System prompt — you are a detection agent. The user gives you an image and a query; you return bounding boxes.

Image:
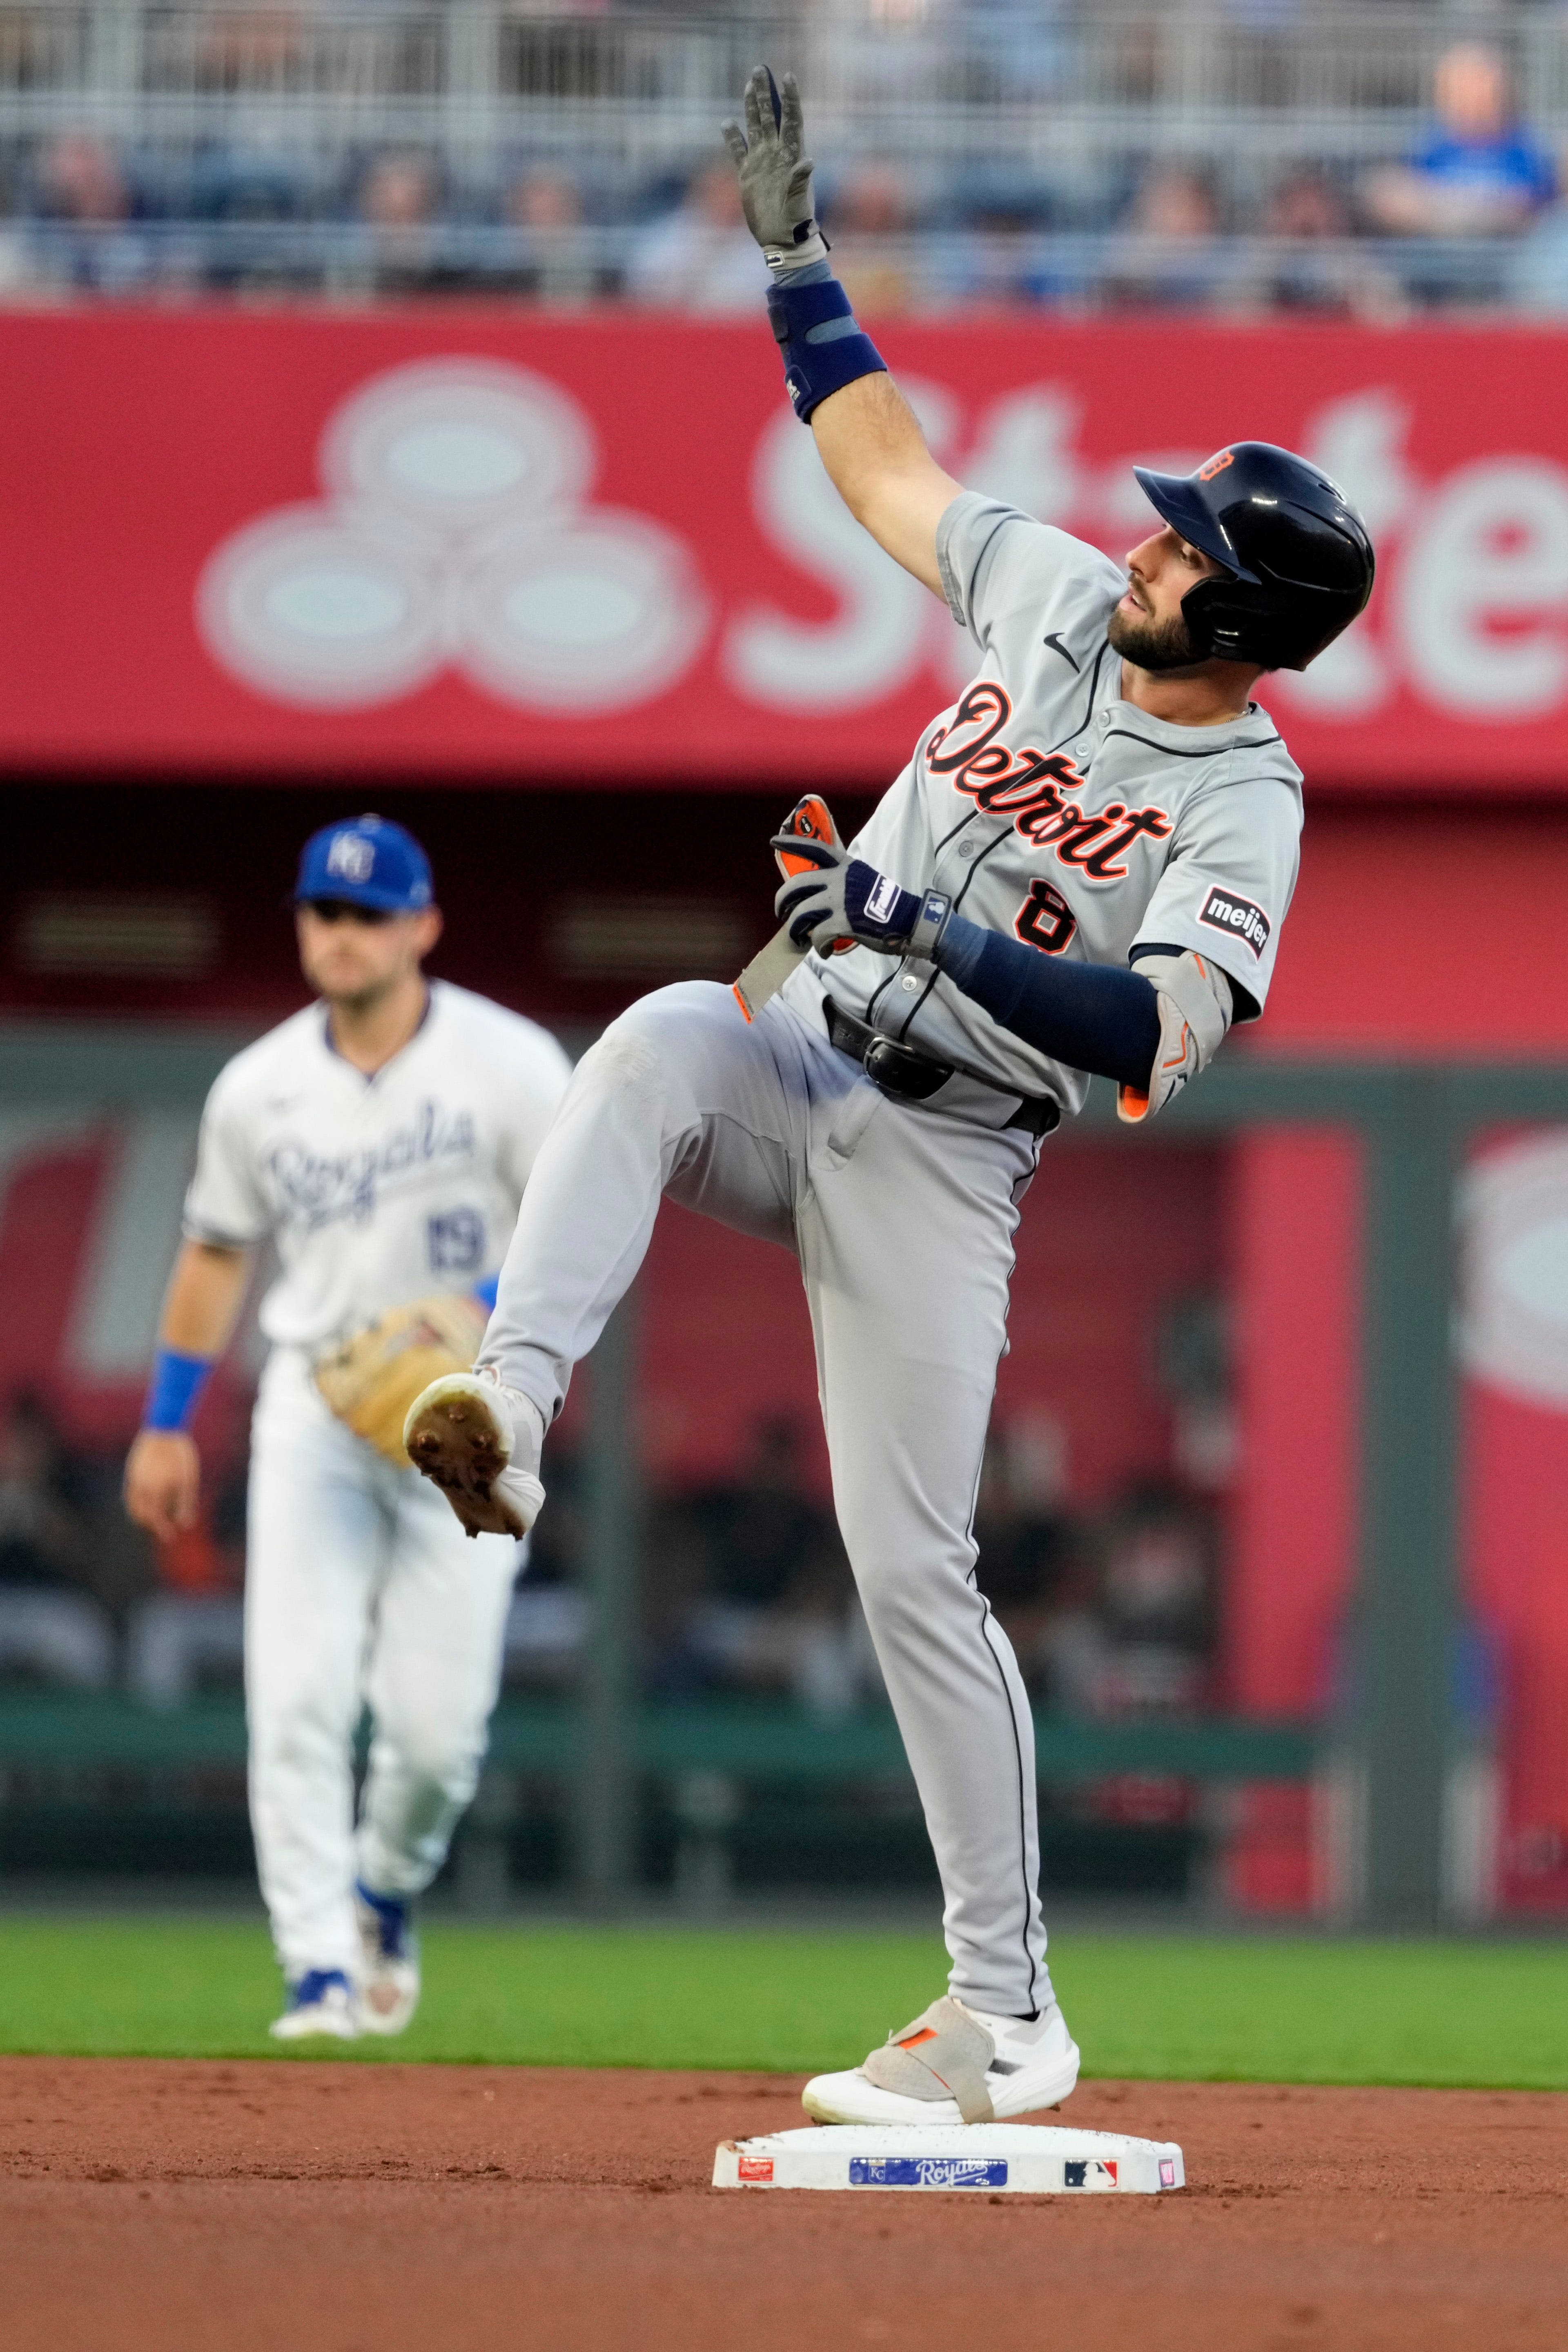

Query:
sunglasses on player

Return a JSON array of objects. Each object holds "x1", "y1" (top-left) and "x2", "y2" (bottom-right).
[{"x1": 300, "y1": 900, "x2": 396, "y2": 926}]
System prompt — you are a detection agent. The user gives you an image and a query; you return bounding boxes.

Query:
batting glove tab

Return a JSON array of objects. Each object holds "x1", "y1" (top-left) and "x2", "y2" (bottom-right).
[{"x1": 772, "y1": 835, "x2": 951, "y2": 961}]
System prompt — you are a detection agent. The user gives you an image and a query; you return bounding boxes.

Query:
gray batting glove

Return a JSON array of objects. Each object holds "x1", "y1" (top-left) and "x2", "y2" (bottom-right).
[{"x1": 721, "y1": 66, "x2": 829, "y2": 276}]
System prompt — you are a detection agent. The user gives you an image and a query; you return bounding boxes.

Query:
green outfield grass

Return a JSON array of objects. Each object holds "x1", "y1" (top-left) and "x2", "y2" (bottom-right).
[{"x1": 0, "y1": 1916, "x2": 1561, "y2": 2089}]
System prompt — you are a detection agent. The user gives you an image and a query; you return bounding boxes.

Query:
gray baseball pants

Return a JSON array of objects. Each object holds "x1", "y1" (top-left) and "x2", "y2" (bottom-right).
[{"x1": 484, "y1": 972, "x2": 1053, "y2": 2018}]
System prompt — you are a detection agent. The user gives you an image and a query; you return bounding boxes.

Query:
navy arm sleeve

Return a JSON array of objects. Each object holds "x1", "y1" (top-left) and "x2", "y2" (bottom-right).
[{"x1": 931, "y1": 911, "x2": 1160, "y2": 1087}]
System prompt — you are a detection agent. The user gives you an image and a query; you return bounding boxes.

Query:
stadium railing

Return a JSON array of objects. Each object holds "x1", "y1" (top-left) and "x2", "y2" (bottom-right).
[
  {"x1": 6, "y1": 220, "x2": 1535, "y2": 310},
  {"x1": 1, "y1": 5, "x2": 1564, "y2": 198}
]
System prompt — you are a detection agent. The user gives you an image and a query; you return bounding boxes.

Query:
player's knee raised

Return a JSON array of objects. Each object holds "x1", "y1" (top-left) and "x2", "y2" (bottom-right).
[{"x1": 588, "y1": 981, "x2": 731, "y2": 1102}]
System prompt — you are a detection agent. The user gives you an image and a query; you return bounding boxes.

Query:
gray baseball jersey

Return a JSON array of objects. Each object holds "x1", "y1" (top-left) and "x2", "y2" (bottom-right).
[{"x1": 781, "y1": 490, "x2": 1305, "y2": 1115}]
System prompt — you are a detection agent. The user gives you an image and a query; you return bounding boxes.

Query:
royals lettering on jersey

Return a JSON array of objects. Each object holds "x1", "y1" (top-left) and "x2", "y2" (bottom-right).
[
  {"x1": 780, "y1": 492, "x2": 1305, "y2": 1116},
  {"x1": 183, "y1": 981, "x2": 572, "y2": 1352},
  {"x1": 269, "y1": 1100, "x2": 477, "y2": 1232}
]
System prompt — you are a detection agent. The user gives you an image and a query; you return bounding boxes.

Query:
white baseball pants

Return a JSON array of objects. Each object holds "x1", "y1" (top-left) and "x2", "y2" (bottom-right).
[
  {"x1": 484, "y1": 975, "x2": 1053, "y2": 2018},
  {"x1": 246, "y1": 1350, "x2": 520, "y2": 1982}
]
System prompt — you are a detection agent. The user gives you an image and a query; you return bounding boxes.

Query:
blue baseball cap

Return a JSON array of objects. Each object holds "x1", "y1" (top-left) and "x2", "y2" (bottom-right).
[{"x1": 294, "y1": 814, "x2": 434, "y2": 913}]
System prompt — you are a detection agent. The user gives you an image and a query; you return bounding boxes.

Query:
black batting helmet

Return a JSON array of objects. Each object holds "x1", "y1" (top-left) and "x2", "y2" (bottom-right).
[{"x1": 1132, "y1": 441, "x2": 1374, "y2": 672}]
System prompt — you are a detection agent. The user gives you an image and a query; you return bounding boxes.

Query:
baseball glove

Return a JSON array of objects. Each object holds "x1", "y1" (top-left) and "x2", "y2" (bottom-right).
[{"x1": 314, "y1": 1294, "x2": 490, "y2": 1466}]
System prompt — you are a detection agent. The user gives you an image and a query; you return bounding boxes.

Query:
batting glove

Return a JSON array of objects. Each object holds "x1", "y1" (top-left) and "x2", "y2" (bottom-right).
[
  {"x1": 721, "y1": 66, "x2": 828, "y2": 275},
  {"x1": 772, "y1": 834, "x2": 951, "y2": 960}
]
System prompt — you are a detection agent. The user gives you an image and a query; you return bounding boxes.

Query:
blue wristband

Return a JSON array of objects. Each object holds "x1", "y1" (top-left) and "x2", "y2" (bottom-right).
[
  {"x1": 472, "y1": 1273, "x2": 499, "y2": 1313},
  {"x1": 765, "y1": 274, "x2": 888, "y2": 423},
  {"x1": 143, "y1": 1348, "x2": 215, "y2": 1433}
]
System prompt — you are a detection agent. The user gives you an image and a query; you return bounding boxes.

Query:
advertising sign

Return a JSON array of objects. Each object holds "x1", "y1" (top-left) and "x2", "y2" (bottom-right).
[{"x1": 1, "y1": 310, "x2": 1566, "y2": 786}]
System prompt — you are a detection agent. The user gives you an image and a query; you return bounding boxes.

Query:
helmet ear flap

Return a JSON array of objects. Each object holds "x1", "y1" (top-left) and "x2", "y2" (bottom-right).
[
  {"x1": 1180, "y1": 574, "x2": 1298, "y2": 671},
  {"x1": 1177, "y1": 575, "x2": 1225, "y2": 664}
]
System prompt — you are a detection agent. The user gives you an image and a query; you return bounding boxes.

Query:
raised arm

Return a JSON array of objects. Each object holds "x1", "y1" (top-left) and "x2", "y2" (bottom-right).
[
  {"x1": 724, "y1": 67, "x2": 959, "y2": 596},
  {"x1": 808, "y1": 375, "x2": 960, "y2": 597}
]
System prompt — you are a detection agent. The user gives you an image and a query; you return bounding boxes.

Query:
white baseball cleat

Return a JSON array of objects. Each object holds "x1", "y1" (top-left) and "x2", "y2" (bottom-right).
[
  {"x1": 269, "y1": 1968, "x2": 361, "y2": 2042},
  {"x1": 354, "y1": 1882, "x2": 420, "y2": 2037},
  {"x1": 802, "y1": 1994, "x2": 1080, "y2": 2126},
  {"x1": 403, "y1": 1368, "x2": 544, "y2": 1538}
]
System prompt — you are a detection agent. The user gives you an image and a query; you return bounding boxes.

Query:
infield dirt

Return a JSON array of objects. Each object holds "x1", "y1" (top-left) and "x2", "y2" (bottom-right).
[{"x1": 2, "y1": 2057, "x2": 1564, "y2": 2351}]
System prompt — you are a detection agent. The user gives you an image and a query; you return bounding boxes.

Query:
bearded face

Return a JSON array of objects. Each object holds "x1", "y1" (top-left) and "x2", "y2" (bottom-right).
[{"x1": 1106, "y1": 598, "x2": 1206, "y2": 673}]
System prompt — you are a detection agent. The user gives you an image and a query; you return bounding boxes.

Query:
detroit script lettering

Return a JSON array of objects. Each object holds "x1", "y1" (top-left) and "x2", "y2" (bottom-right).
[{"x1": 926, "y1": 682, "x2": 1172, "y2": 882}]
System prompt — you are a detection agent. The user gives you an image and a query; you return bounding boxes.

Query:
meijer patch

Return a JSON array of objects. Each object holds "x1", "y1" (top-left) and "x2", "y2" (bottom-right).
[{"x1": 1198, "y1": 885, "x2": 1270, "y2": 958}]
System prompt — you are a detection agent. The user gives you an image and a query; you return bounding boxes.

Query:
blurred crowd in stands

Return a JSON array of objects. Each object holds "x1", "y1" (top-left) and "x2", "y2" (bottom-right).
[
  {"x1": 6, "y1": 38, "x2": 1568, "y2": 312},
  {"x1": 0, "y1": 1387, "x2": 1221, "y2": 1736}
]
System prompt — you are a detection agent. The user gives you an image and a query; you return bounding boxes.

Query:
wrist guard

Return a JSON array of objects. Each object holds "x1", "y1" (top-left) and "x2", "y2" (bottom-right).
[
  {"x1": 842, "y1": 869, "x2": 950, "y2": 959},
  {"x1": 907, "y1": 889, "x2": 951, "y2": 961},
  {"x1": 766, "y1": 274, "x2": 887, "y2": 423}
]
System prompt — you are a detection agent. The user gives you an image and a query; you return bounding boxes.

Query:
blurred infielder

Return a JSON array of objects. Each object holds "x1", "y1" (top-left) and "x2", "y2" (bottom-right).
[
  {"x1": 125, "y1": 816, "x2": 570, "y2": 2040},
  {"x1": 404, "y1": 71, "x2": 1375, "y2": 2125}
]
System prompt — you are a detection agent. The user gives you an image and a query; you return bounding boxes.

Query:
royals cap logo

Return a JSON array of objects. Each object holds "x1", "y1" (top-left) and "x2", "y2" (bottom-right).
[{"x1": 325, "y1": 831, "x2": 376, "y2": 884}]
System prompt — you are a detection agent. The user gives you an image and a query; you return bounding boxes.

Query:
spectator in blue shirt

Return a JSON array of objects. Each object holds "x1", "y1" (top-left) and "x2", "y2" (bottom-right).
[{"x1": 1364, "y1": 41, "x2": 1555, "y2": 237}]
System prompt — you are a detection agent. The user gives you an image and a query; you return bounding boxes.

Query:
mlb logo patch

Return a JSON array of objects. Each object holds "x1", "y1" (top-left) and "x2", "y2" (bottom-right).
[{"x1": 1063, "y1": 2159, "x2": 1118, "y2": 2189}]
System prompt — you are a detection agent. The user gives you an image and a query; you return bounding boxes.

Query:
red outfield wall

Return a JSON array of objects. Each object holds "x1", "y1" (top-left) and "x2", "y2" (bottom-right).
[{"x1": 2, "y1": 309, "x2": 1568, "y2": 788}]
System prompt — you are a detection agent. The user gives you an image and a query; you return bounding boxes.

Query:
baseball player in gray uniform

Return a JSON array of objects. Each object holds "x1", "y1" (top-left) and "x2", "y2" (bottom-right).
[
  {"x1": 125, "y1": 815, "x2": 570, "y2": 2042},
  {"x1": 403, "y1": 72, "x2": 1375, "y2": 2126}
]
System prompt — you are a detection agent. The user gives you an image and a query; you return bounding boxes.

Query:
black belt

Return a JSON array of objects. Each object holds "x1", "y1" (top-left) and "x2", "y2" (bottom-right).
[{"x1": 824, "y1": 998, "x2": 1060, "y2": 1138}]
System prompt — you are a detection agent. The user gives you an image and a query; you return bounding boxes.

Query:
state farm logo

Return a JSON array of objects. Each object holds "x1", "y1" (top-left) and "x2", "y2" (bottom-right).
[
  {"x1": 1198, "y1": 884, "x2": 1271, "y2": 958},
  {"x1": 197, "y1": 358, "x2": 710, "y2": 713}
]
